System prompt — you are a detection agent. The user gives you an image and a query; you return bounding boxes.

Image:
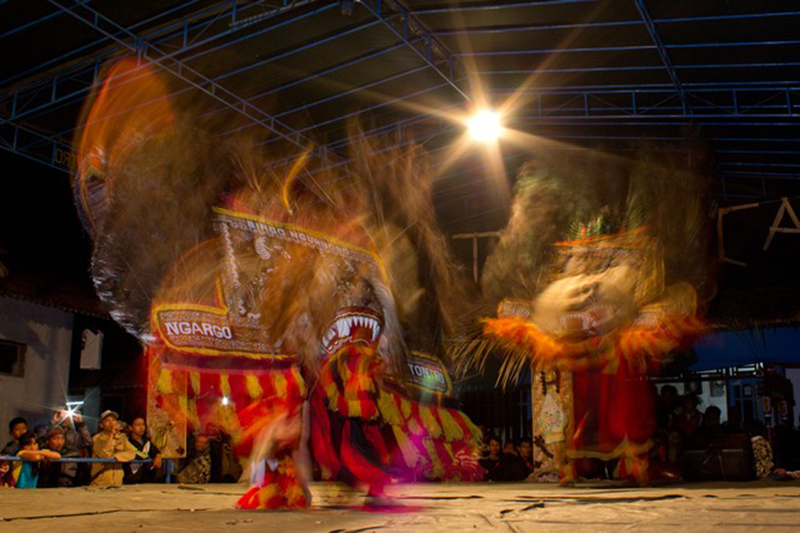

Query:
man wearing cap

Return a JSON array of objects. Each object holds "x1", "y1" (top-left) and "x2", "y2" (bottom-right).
[
  {"x1": 38, "y1": 427, "x2": 80, "y2": 487},
  {"x1": 90, "y1": 410, "x2": 137, "y2": 487}
]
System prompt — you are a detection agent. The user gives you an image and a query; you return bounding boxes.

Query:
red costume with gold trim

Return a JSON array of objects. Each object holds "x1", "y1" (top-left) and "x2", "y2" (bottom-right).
[{"x1": 464, "y1": 150, "x2": 713, "y2": 484}]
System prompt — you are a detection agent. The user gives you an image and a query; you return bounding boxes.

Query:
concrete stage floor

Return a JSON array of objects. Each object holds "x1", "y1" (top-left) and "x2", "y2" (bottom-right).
[{"x1": 2, "y1": 481, "x2": 799, "y2": 532}]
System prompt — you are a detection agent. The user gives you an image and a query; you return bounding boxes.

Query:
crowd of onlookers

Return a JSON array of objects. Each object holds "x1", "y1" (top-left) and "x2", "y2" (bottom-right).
[
  {"x1": 476, "y1": 430, "x2": 537, "y2": 482},
  {"x1": 4, "y1": 391, "x2": 799, "y2": 489},
  {"x1": 650, "y1": 385, "x2": 800, "y2": 481},
  {"x1": 473, "y1": 385, "x2": 800, "y2": 483},
  {"x1": 1, "y1": 410, "x2": 237, "y2": 489}
]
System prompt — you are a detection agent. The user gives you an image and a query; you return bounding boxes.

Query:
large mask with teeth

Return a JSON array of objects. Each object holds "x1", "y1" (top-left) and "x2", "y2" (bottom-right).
[
  {"x1": 526, "y1": 228, "x2": 663, "y2": 340},
  {"x1": 322, "y1": 307, "x2": 383, "y2": 355}
]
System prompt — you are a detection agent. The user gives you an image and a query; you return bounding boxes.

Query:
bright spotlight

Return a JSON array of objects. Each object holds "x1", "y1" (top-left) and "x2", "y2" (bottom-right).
[
  {"x1": 62, "y1": 400, "x2": 84, "y2": 421},
  {"x1": 222, "y1": 396, "x2": 230, "y2": 406},
  {"x1": 467, "y1": 109, "x2": 503, "y2": 142}
]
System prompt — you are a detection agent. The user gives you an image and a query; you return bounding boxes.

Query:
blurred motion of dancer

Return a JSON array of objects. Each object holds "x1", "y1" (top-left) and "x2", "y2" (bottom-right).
[
  {"x1": 458, "y1": 146, "x2": 715, "y2": 485},
  {"x1": 72, "y1": 58, "x2": 482, "y2": 509}
]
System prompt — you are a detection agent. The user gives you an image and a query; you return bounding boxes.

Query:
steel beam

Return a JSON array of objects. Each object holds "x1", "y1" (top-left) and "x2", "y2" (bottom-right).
[
  {"x1": 219, "y1": 63, "x2": 432, "y2": 137},
  {"x1": 434, "y1": 10, "x2": 800, "y2": 36},
  {"x1": 1, "y1": 1, "x2": 329, "y2": 123},
  {"x1": 26, "y1": 10, "x2": 390, "y2": 147},
  {"x1": 39, "y1": 0, "x2": 330, "y2": 160},
  {"x1": 358, "y1": 0, "x2": 470, "y2": 102},
  {"x1": 633, "y1": 0, "x2": 687, "y2": 113},
  {"x1": 255, "y1": 77, "x2": 459, "y2": 152},
  {"x1": 455, "y1": 39, "x2": 800, "y2": 58},
  {"x1": 488, "y1": 86, "x2": 799, "y2": 119},
  {"x1": 0, "y1": 120, "x2": 75, "y2": 173},
  {"x1": 410, "y1": 0, "x2": 596, "y2": 15},
  {"x1": 1, "y1": 0, "x2": 203, "y2": 86},
  {"x1": 193, "y1": 38, "x2": 421, "y2": 128}
]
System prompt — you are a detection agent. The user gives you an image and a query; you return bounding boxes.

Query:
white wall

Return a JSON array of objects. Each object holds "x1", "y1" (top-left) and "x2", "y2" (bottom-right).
[{"x1": 0, "y1": 297, "x2": 73, "y2": 437}]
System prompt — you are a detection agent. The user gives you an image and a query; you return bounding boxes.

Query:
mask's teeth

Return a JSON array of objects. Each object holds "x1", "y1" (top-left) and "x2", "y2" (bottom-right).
[
  {"x1": 373, "y1": 324, "x2": 381, "y2": 340},
  {"x1": 337, "y1": 318, "x2": 346, "y2": 336}
]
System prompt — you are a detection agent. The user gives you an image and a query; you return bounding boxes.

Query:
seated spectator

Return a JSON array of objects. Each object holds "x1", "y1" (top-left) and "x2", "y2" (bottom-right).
[
  {"x1": 205, "y1": 425, "x2": 241, "y2": 483},
  {"x1": 38, "y1": 427, "x2": 79, "y2": 487},
  {"x1": 1, "y1": 459, "x2": 14, "y2": 487},
  {"x1": 176, "y1": 434, "x2": 211, "y2": 484},
  {"x1": 656, "y1": 385, "x2": 680, "y2": 430},
  {"x1": 59, "y1": 410, "x2": 93, "y2": 458},
  {"x1": 124, "y1": 417, "x2": 163, "y2": 484},
  {"x1": 723, "y1": 405, "x2": 742, "y2": 432},
  {"x1": 503, "y1": 440, "x2": 518, "y2": 457},
  {"x1": 15, "y1": 432, "x2": 61, "y2": 488},
  {"x1": 478, "y1": 435, "x2": 506, "y2": 481},
  {"x1": 504, "y1": 440, "x2": 532, "y2": 481},
  {"x1": 747, "y1": 422, "x2": 773, "y2": 479},
  {"x1": 697, "y1": 406, "x2": 723, "y2": 439},
  {"x1": 33, "y1": 409, "x2": 93, "y2": 456},
  {"x1": 2, "y1": 417, "x2": 28, "y2": 455},
  {"x1": 674, "y1": 394, "x2": 702, "y2": 438},
  {"x1": 90, "y1": 410, "x2": 137, "y2": 487},
  {"x1": 518, "y1": 438, "x2": 535, "y2": 474}
]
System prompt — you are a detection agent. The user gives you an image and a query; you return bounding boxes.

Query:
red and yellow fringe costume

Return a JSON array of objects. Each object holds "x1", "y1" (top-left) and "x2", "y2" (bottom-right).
[
  {"x1": 149, "y1": 340, "x2": 483, "y2": 509},
  {"x1": 313, "y1": 344, "x2": 483, "y2": 490}
]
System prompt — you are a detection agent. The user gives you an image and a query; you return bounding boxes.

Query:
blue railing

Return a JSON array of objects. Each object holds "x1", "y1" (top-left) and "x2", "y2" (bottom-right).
[{"x1": 0, "y1": 455, "x2": 174, "y2": 483}]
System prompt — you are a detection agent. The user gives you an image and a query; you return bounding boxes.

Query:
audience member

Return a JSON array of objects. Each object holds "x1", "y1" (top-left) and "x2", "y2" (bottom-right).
[
  {"x1": 656, "y1": 385, "x2": 680, "y2": 429},
  {"x1": 176, "y1": 434, "x2": 212, "y2": 484},
  {"x1": 674, "y1": 394, "x2": 702, "y2": 438},
  {"x1": 3, "y1": 417, "x2": 28, "y2": 455},
  {"x1": 38, "y1": 427, "x2": 79, "y2": 487},
  {"x1": 15, "y1": 432, "x2": 61, "y2": 488},
  {"x1": 697, "y1": 406, "x2": 723, "y2": 439},
  {"x1": 90, "y1": 410, "x2": 137, "y2": 487},
  {"x1": 503, "y1": 441, "x2": 518, "y2": 457},
  {"x1": 1, "y1": 459, "x2": 14, "y2": 487},
  {"x1": 518, "y1": 438, "x2": 535, "y2": 474},
  {"x1": 205, "y1": 424, "x2": 241, "y2": 483},
  {"x1": 478, "y1": 435, "x2": 505, "y2": 481},
  {"x1": 59, "y1": 410, "x2": 93, "y2": 458},
  {"x1": 723, "y1": 405, "x2": 742, "y2": 432},
  {"x1": 124, "y1": 417, "x2": 163, "y2": 484},
  {"x1": 504, "y1": 440, "x2": 533, "y2": 481},
  {"x1": 748, "y1": 421, "x2": 775, "y2": 479}
]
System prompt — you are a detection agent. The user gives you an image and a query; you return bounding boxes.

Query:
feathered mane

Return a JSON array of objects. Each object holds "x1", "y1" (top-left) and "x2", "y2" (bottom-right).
[
  {"x1": 481, "y1": 142, "x2": 716, "y2": 309},
  {"x1": 454, "y1": 141, "x2": 716, "y2": 386},
  {"x1": 73, "y1": 59, "x2": 467, "y2": 380}
]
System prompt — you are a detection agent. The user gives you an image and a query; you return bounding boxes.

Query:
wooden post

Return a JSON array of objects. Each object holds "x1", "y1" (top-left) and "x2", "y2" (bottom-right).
[{"x1": 451, "y1": 231, "x2": 502, "y2": 283}]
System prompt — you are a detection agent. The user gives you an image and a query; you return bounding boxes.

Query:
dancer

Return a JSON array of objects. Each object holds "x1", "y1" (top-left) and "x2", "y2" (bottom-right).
[
  {"x1": 460, "y1": 146, "x2": 714, "y2": 484},
  {"x1": 73, "y1": 58, "x2": 481, "y2": 509}
]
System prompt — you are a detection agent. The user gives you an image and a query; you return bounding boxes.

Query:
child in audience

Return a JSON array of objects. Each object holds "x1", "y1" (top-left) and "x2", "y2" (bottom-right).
[{"x1": 15, "y1": 432, "x2": 61, "y2": 488}]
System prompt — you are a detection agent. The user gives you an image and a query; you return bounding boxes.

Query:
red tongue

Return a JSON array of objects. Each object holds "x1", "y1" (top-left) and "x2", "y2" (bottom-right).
[{"x1": 349, "y1": 325, "x2": 375, "y2": 344}]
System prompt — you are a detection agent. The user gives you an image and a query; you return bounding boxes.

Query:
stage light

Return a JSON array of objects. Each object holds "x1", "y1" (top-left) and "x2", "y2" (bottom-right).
[
  {"x1": 467, "y1": 109, "x2": 503, "y2": 142},
  {"x1": 222, "y1": 396, "x2": 230, "y2": 406}
]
